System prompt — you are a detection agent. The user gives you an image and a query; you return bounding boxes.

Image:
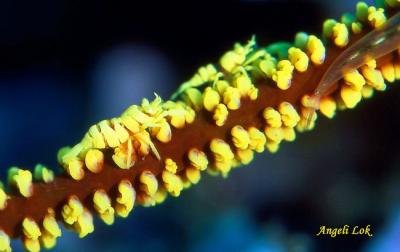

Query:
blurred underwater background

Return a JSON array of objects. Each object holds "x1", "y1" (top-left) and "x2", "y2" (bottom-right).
[{"x1": 0, "y1": 0, "x2": 399, "y2": 251}]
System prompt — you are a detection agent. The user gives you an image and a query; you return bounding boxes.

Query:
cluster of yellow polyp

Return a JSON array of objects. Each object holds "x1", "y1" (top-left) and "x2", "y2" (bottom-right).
[{"x1": 0, "y1": 1, "x2": 399, "y2": 251}]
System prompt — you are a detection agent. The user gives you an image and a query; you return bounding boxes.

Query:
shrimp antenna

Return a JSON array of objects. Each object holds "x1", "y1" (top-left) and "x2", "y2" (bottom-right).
[
  {"x1": 304, "y1": 93, "x2": 320, "y2": 130},
  {"x1": 304, "y1": 11, "x2": 400, "y2": 130},
  {"x1": 305, "y1": 107, "x2": 316, "y2": 129}
]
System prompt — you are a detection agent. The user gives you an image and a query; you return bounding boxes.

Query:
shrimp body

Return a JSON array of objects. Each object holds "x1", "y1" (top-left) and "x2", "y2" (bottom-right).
[{"x1": 305, "y1": 11, "x2": 400, "y2": 127}]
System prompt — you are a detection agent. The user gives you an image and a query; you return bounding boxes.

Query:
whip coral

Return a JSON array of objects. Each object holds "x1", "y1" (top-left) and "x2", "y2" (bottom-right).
[{"x1": 0, "y1": 0, "x2": 399, "y2": 251}]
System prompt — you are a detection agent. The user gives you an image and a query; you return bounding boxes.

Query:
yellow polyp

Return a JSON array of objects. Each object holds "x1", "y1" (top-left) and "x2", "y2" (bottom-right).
[
  {"x1": 356, "y1": 2, "x2": 369, "y2": 22},
  {"x1": 278, "y1": 102, "x2": 301, "y2": 128},
  {"x1": 115, "y1": 180, "x2": 135, "y2": 218},
  {"x1": 351, "y1": 22, "x2": 363, "y2": 34},
  {"x1": 88, "y1": 125, "x2": 106, "y2": 149},
  {"x1": 341, "y1": 86, "x2": 362, "y2": 108},
  {"x1": 233, "y1": 72, "x2": 253, "y2": 97},
  {"x1": 155, "y1": 121, "x2": 172, "y2": 143},
  {"x1": 62, "y1": 196, "x2": 84, "y2": 225},
  {"x1": 288, "y1": 47, "x2": 309, "y2": 72},
  {"x1": 112, "y1": 140, "x2": 136, "y2": 169},
  {"x1": 170, "y1": 112, "x2": 186, "y2": 129},
  {"x1": 231, "y1": 125, "x2": 250, "y2": 150},
  {"x1": 184, "y1": 106, "x2": 196, "y2": 124},
  {"x1": 40, "y1": 232, "x2": 57, "y2": 250},
  {"x1": 154, "y1": 187, "x2": 168, "y2": 204},
  {"x1": 99, "y1": 120, "x2": 120, "y2": 148},
  {"x1": 319, "y1": 97, "x2": 337, "y2": 118},
  {"x1": 282, "y1": 127, "x2": 296, "y2": 142},
  {"x1": 367, "y1": 7, "x2": 386, "y2": 28},
  {"x1": 33, "y1": 164, "x2": 54, "y2": 183},
  {"x1": 66, "y1": 159, "x2": 85, "y2": 180},
  {"x1": 188, "y1": 148, "x2": 208, "y2": 171},
  {"x1": 93, "y1": 189, "x2": 115, "y2": 225},
  {"x1": 213, "y1": 103, "x2": 229, "y2": 126},
  {"x1": 111, "y1": 118, "x2": 130, "y2": 144},
  {"x1": 183, "y1": 88, "x2": 203, "y2": 110},
  {"x1": 248, "y1": 127, "x2": 266, "y2": 153},
  {"x1": 381, "y1": 63, "x2": 395, "y2": 82},
  {"x1": 199, "y1": 64, "x2": 218, "y2": 82},
  {"x1": 23, "y1": 238, "x2": 40, "y2": 252},
  {"x1": 223, "y1": 86, "x2": 241, "y2": 110},
  {"x1": 0, "y1": 187, "x2": 7, "y2": 210},
  {"x1": 362, "y1": 85, "x2": 374, "y2": 98},
  {"x1": 203, "y1": 87, "x2": 220, "y2": 112},
  {"x1": 266, "y1": 141, "x2": 280, "y2": 153},
  {"x1": 220, "y1": 51, "x2": 243, "y2": 73},
  {"x1": 344, "y1": 69, "x2": 366, "y2": 91},
  {"x1": 210, "y1": 139, "x2": 234, "y2": 161},
  {"x1": 264, "y1": 127, "x2": 284, "y2": 143},
  {"x1": 8, "y1": 167, "x2": 33, "y2": 197},
  {"x1": 214, "y1": 80, "x2": 229, "y2": 95},
  {"x1": 85, "y1": 149, "x2": 104, "y2": 174},
  {"x1": 165, "y1": 158, "x2": 178, "y2": 174},
  {"x1": 361, "y1": 66, "x2": 376, "y2": 84},
  {"x1": 137, "y1": 192, "x2": 156, "y2": 207},
  {"x1": 365, "y1": 59, "x2": 377, "y2": 68},
  {"x1": 162, "y1": 171, "x2": 183, "y2": 197},
  {"x1": 301, "y1": 94, "x2": 320, "y2": 109},
  {"x1": 43, "y1": 209, "x2": 62, "y2": 238},
  {"x1": 140, "y1": 171, "x2": 159, "y2": 196},
  {"x1": 263, "y1": 107, "x2": 282, "y2": 128},
  {"x1": 209, "y1": 139, "x2": 234, "y2": 177},
  {"x1": 236, "y1": 148, "x2": 254, "y2": 165},
  {"x1": 186, "y1": 167, "x2": 201, "y2": 184},
  {"x1": 259, "y1": 58, "x2": 277, "y2": 78},
  {"x1": 361, "y1": 66, "x2": 386, "y2": 90},
  {"x1": 307, "y1": 35, "x2": 325, "y2": 65},
  {"x1": 73, "y1": 209, "x2": 94, "y2": 238},
  {"x1": 22, "y1": 218, "x2": 41, "y2": 240},
  {"x1": 272, "y1": 60, "x2": 294, "y2": 90},
  {"x1": 332, "y1": 23, "x2": 349, "y2": 47},
  {"x1": 120, "y1": 115, "x2": 140, "y2": 134},
  {"x1": 248, "y1": 86, "x2": 259, "y2": 100},
  {"x1": 214, "y1": 160, "x2": 233, "y2": 177},
  {"x1": 0, "y1": 230, "x2": 11, "y2": 252}
]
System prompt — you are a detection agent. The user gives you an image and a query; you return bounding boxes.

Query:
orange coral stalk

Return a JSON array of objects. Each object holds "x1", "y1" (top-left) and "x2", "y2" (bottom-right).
[{"x1": 0, "y1": 1, "x2": 399, "y2": 251}]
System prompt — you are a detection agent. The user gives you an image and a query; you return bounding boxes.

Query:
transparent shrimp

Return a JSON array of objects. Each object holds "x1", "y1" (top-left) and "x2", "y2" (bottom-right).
[{"x1": 305, "y1": 11, "x2": 400, "y2": 128}]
